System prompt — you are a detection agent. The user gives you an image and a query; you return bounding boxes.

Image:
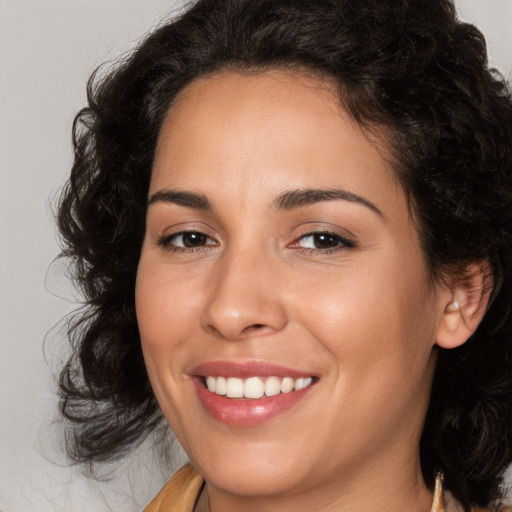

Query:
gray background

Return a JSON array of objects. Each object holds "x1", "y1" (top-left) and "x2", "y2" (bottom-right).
[{"x1": 1, "y1": 1, "x2": 511, "y2": 510}]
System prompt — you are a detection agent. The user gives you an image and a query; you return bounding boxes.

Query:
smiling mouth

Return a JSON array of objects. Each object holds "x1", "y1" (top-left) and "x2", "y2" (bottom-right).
[
  {"x1": 191, "y1": 361, "x2": 318, "y2": 424},
  {"x1": 202, "y1": 375, "x2": 316, "y2": 399}
]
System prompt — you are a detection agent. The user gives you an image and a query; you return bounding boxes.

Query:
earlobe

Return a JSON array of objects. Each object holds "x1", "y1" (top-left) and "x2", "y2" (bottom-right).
[{"x1": 436, "y1": 261, "x2": 493, "y2": 350}]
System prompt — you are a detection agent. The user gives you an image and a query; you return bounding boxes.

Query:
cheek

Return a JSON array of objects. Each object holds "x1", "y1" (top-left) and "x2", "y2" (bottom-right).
[
  {"x1": 135, "y1": 261, "x2": 204, "y2": 441},
  {"x1": 135, "y1": 261, "x2": 199, "y2": 408},
  {"x1": 136, "y1": 261, "x2": 200, "y2": 348},
  {"x1": 291, "y1": 252, "x2": 437, "y2": 387}
]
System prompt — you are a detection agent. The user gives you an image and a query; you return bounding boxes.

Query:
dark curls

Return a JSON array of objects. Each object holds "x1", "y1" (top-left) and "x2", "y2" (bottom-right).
[{"x1": 56, "y1": 0, "x2": 512, "y2": 509}]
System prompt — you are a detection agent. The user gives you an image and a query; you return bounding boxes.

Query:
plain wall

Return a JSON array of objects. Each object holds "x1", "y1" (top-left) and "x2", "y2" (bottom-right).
[{"x1": 1, "y1": 1, "x2": 511, "y2": 510}]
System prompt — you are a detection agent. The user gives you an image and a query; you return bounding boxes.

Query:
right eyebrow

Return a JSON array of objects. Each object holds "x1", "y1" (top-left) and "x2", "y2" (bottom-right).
[
  {"x1": 147, "y1": 189, "x2": 213, "y2": 211},
  {"x1": 272, "y1": 187, "x2": 384, "y2": 218}
]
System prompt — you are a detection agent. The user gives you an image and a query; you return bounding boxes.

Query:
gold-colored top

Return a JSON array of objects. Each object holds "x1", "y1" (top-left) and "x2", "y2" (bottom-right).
[
  {"x1": 144, "y1": 464, "x2": 509, "y2": 512},
  {"x1": 144, "y1": 465, "x2": 203, "y2": 512}
]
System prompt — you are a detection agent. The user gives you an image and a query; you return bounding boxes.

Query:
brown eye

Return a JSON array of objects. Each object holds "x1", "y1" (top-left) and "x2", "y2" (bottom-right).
[
  {"x1": 179, "y1": 232, "x2": 209, "y2": 247},
  {"x1": 298, "y1": 232, "x2": 353, "y2": 250},
  {"x1": 159, "y1": 231, "x2": 215, "y2": 249}
]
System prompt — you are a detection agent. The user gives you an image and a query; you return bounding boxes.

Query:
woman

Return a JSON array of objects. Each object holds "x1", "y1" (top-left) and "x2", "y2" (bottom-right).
[{"x1": 57, "y1": 0, "x2": 512, "y2": 510}]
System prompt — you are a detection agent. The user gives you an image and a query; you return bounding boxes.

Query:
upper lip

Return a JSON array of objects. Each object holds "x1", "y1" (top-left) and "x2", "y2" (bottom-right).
[{"x1": 191, "y1": 360, "x2": 316, "y2": 379}]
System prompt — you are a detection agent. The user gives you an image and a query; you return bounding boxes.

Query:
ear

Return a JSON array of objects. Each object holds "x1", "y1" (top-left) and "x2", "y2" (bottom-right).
[{"x1": 436, "y1": 261, "x2": 493, "y2": 349}]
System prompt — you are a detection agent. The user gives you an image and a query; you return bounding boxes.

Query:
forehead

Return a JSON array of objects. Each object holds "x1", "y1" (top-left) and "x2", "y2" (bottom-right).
[
  {"x1": 155, "y1": 70, "x2": 347, "y2": 171},
  {"x1": 150, "y1": 69, "x2": 402, "y2": 215},
  {"x1": 171, "y1": 68, "x2": 342, "y2": 122}
]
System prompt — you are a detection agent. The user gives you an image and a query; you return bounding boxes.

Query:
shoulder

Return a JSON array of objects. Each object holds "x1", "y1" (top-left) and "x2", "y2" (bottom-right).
[{"x1": 144, "y1": 465, "x2": 204, "y2": 512}]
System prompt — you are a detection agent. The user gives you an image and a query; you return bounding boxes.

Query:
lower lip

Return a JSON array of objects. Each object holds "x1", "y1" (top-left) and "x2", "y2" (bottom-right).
[{"x1": 193, "y1": 378, "x2": 314, "y2": 426}]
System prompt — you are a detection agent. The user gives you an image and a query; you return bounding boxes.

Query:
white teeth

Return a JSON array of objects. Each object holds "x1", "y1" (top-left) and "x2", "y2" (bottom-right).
[
  {"x1": 204, "y1": 375, "x2": 314, "y2": 398},
  {"x1": 244, "y1": 377, "x2": 265, "y2": 399},
  {"x1": 294, "y1": 378, "x2": 304, "y2": 391},
  {"x1": 281, "y1": 377, "x2": 294, "y2": 393},
  {"x1": 226, "y1": 377, "x2": 244, "y2": 398},
  {"x1": 264, "y1": 376, "x2": 281, "y2": 397},
  {"x1": 206, "y1": 376, "x2": 216, "y2": 392},
  {"x1": 215, "y1": 376, "x2": 226, "y2": 396}
]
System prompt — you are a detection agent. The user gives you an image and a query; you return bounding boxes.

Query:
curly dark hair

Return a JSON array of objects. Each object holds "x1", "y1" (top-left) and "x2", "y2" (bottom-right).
[{"x1": 56, "y1": 0, "x2": 512, "y2": 509}]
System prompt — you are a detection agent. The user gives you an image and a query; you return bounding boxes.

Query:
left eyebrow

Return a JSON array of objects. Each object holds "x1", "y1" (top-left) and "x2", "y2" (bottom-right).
[
  {"x1": 272, "y1": 188, "x2": 384, "y2": 218},
  {"x1": 147, "y1": 189, "x2": 213, "y2": 210}
]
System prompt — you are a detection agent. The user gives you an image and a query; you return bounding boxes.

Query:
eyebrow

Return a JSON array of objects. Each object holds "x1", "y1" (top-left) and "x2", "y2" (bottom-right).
[
  {"x1": 273, "y1": 188, "x2": 383, "y2": 218},
  {"x1": 147, "y1": 190, "x2": 213, "y2": 210},
  {"x1": 147, "y1": 187, "x2": 383, "y2": 218}
]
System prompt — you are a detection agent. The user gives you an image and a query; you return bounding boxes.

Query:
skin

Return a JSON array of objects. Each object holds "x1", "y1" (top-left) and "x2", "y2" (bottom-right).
[{"x1": 136, "y1": 69, "x2": 463, "y2": 512}]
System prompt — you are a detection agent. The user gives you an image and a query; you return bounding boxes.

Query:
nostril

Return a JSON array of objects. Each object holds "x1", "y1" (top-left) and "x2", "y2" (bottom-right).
[{"x1": 242, "y1": 323, "x2": 266, "y2": 334}]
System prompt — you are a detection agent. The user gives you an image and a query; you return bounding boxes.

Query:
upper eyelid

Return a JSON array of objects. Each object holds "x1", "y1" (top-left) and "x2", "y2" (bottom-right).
[
  {"x1": 287, "y1": 225, "x2": 358, "y2": 250},
  {"x1": 289, "y1": 223, "x2": 357, "y2": 242},
  {"x1": 297, "y1": 229, "x2": 352, "y2": 238},
  {"x1": 293, "y1": 231, "x2": 355, "y2": 245},
  {"x1": 154, "y1": 224, "x2": 356, "y2": 247},
  {"x1": 155, "y1": 222, "x2": 218, "y2": 239},
  {"x1": 159, "y1": 229, "x2": 217, "y2": 244}
]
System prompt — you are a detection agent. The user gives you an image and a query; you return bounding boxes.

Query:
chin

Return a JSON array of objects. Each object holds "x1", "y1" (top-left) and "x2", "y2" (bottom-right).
[{"x1": 194, "y1": 454, "x2": 308, "y2": 497}]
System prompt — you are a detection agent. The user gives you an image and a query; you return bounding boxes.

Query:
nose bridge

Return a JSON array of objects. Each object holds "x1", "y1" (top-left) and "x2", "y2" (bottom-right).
[{"x1": 201, "y1": 242, "x2": 287, "y2": 340}]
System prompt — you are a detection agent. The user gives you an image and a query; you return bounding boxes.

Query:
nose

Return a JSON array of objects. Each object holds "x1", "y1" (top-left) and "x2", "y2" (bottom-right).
[{"x1": 201, "y1": 249, "x2": 288, "y2": 341}]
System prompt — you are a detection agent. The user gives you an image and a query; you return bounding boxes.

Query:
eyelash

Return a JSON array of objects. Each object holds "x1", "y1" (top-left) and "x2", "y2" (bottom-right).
[
  {"x1": 157, "y1": 231, "x2": 217, "y2": 253},
  {"x1": 292, "y1": 230, "x2": 356, "y2": 254},
  {"x1": 157, "y1": 230, "x2": 356, "y2": 254}
]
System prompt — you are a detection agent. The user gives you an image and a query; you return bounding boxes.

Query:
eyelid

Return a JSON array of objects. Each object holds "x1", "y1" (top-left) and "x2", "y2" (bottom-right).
[
  {"x1": 155, "y1": 224, "x2": 219, "y2": 251},
  {"x1": 153, "y1": 222, "x2": 356, "y2": 253},
  {"x1": 297, "y1": 231, "x2": 354, "y2": 246},
  {"x1": 287, "y1": 225, "x2": 357, "y2": 253},
  {"x1": 288, "y1": 222, "x2": 356, "y2": 243},
  {"x1": 163, "y1": 231, "x2": 216, "y2": 246}
]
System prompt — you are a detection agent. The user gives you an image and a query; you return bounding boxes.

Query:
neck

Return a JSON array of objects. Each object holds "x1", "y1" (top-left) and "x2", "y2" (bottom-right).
[{"x1": 200, "y1": 452, "x2": 434, "y2": 512}]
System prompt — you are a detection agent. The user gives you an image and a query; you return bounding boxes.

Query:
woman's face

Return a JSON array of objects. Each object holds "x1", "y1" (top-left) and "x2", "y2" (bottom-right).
[{"x1": 136, "y1": 70, "x2": 448, "y2": 501}]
